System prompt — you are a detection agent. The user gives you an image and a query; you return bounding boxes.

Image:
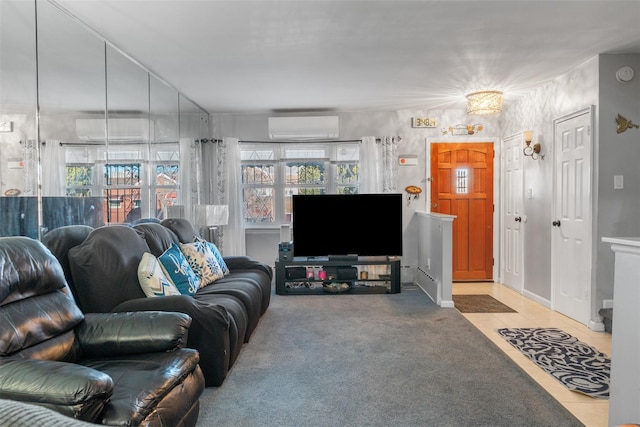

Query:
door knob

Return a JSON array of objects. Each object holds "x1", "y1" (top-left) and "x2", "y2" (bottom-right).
[
  {"x1": 432, "y1": 203, "x2": 438, "y2": 208},
  {"x1": 552, "y1": 220, "x2": 561, "y2": 227},
  {"x1": 515, "y1": 216, "x2": 522, "y2": 222}
]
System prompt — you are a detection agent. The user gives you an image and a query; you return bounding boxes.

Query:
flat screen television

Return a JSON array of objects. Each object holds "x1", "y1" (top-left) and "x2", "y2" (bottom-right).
[{"x1": 291, "y1": 193, "x2": 403, "y2": 258}]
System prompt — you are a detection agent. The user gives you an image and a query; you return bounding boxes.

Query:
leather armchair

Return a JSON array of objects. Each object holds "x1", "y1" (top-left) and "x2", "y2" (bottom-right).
[{"x1": 0, "y1": 236, "x2": 205, "y2": 426}]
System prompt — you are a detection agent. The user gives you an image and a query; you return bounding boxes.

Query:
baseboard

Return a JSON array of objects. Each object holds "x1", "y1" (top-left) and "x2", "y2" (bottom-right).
[
  {"x1": 524, "y1": 290, "x2": 607, "y2": 332},
  {"x1": 588, "y1": 320, "x2": 605, "y2": 332},
  {"x1": 414, "y1": 279, "x2": 455, "y2": 308},
  {"x1": 416, "y1": 282, "x2": 436, "y2": 304},
  {"x1": 523, "y1": 289, "x2": 551, "y2": 308}
]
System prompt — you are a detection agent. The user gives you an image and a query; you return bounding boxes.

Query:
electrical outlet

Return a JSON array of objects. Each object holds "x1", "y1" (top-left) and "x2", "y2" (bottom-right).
[
  {"x1": 0, "y1": 121, "x2": 13, "y2": 132},
  {"x1": 614, "y1": 175, "x2": 624, "y2": 190}
]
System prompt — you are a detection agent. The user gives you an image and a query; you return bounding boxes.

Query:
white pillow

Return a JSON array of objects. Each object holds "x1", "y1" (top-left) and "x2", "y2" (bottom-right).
[
  {"x1": 138, "y1": 252, "x2": 181, "y2": 297},
  {"x1": 180, "y1": 240, "x2": 225, "y2": 288},
  {"x1": 200, "y1": 238, "x2": 230, "y2": 276}
]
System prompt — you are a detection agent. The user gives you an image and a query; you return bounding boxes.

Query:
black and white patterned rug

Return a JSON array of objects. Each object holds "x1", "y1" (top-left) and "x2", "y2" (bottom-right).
[{"x1": 496, "y1": 327, "x2": 610, "y2": 399}]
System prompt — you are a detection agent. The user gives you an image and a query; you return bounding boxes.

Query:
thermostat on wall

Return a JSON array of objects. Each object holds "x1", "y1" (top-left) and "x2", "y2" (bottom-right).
[
  {"x1": 398, "y1": 155, "x2": 418, "y2": 166},
  {"x1": 8, "y1": 159, "x2": 24, "y2": 169}
]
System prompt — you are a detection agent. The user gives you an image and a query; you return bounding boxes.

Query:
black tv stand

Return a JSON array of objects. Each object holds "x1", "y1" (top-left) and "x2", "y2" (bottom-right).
[
  {"x1": 275, "y1": 256, "x2": 401, "y2": 295},
  {"x1": 328, "y1": 254, "x2": 358, "y2": 261}
]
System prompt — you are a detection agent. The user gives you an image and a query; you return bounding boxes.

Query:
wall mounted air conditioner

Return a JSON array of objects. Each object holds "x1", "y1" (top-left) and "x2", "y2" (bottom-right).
[
  {"x1": 268, "y1": 116, "x2": 339, "y2": 140},
  {"x1": 75, "y1": 118, "x2": 152, "y2": 142}
]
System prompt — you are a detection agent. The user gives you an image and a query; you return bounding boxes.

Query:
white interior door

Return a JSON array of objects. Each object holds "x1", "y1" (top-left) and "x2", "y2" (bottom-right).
[
  {"x1": 552, "y1": 107, "x2": 593, "y2": 325},
  {"x1": 501, "y1": 134, "x2": 524, "y2": 292}
]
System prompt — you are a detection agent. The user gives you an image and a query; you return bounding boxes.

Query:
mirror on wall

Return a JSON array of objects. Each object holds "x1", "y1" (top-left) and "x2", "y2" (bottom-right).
[
  {"x1": 150, "y1": 75, "x2": 180, "y2": 220},
  {"x1": 178, "y1": 95, "x2": 204, "y2": 218},
  {"x1": 37, "y1": 0, "x2": 107, "y2": 236},
  {"x1": 0, "y1": 0, "x2": 209, "y2": 239},
  {"x1": 0, "y1": 1, "x2": 37, "y2": 117},
  {"x1": 151, "y1": 75, "x2": 179, "y2": 144},
  {"x1": 0, "y1": 0, "x2": 37, "y2": 237},
  {"x1": 104, "y1": 45, "x2": 152, "y2": 223}
]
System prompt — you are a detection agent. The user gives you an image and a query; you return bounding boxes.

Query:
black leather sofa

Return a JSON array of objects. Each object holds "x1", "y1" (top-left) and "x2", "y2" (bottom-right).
[
  {"x1": 0, "y1": 236, "x2": 205, "y2": 426},
  {"x1": 42, "y1": 218, "x2": 273, "y2": 387}
]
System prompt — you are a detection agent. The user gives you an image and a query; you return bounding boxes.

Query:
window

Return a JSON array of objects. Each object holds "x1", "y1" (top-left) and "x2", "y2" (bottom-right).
[
  {"x1": 65, "y1": 147, "x2": 96, "y2": 197},
  {"x1": 153, "y1": 148, "x2": 180, "y2": 217},
  {"x1": 241, "y1": 143, "x2": 360, "y2": 226},
  {"x1": 455, "y1": 167, "x2": 469, "y2": 194},
  {"x1": 64, "y1": 144, "x2": 180, "y2": 224},
  {"x1": 65, "y1": 165, "x2": 93, "y2": 197},
  {"x1": 104, "y1": 162, "x2": 141, "y2": 223}
]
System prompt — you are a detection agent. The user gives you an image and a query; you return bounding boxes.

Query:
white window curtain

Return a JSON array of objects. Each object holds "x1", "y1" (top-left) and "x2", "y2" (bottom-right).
[
  {"x1": 179, "y1": 137, "x2": 203, "y2": 221},
  {"x1": 360, "y1": 136, "x2": 381, "y2": 193},
  {"x1": 360, "y1": 136, "x2": 398, "y2": 193},
  {"x1": 216, "y1": 137, "x2": 245, "y2": 255},
  {"x1": 41, "y1": 140, "x2": 66, "y2": 196},
  {"x1": 22, "y1": 139, "x2": 38, "y2": 196}
]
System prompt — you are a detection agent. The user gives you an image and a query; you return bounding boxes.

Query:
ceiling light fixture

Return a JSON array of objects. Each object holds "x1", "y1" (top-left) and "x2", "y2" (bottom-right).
[{"x1": 466, "y1": 90, "x2": 503, "y2": 115}]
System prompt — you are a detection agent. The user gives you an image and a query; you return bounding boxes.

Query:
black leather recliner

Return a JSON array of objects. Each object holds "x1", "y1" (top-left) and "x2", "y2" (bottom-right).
[{"x1": 0, "y1": 236, "x2": 205, "y2": 426}]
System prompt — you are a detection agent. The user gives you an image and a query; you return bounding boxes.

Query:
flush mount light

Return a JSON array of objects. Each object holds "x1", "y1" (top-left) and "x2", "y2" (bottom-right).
[{"x1": 466, "y1": 90, "x2": 503, "y2": 115}]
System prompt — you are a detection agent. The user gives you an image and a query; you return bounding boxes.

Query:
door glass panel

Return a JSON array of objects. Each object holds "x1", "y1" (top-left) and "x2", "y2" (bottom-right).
[{"x1": 456, "y1": 167, "x2": 469, "y2": 194}]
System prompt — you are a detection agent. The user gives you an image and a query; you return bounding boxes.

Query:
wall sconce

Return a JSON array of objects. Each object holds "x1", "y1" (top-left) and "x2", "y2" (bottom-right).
[
  {"x1": 615, "y1": 113, "x2": 640, "y2": 133},
  {"x1": 441, "y1": 123, "x2": 484, "y2": 136},
  {"x1": 523, "y1": 130, "x2": 543, "y2": 160},
  {"x1": 405, "y1": 185, "x2": 422, "y2": 206}
]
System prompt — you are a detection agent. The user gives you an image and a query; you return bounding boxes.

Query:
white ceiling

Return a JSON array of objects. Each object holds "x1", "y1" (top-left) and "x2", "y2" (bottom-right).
[{"x1": 55, "y1": 0, "x2": 640, "y2": 114}]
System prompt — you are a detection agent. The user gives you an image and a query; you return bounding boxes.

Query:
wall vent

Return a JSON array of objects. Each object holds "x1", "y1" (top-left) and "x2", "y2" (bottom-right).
[
  {"x1": 76, "y1": 118, "x2": 152, "y2": 142},
  {"x1": 268, "y1": 116, "x2": 339, "y2": 140}
]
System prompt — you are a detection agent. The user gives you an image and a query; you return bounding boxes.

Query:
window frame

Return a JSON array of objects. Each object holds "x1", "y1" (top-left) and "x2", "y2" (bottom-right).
[
  {"x1": 64, "y1": 143, "x2": 181, "y2": 224},
  {"x1": 240, "y1": 142, "x2": 360, "y2": 228}
]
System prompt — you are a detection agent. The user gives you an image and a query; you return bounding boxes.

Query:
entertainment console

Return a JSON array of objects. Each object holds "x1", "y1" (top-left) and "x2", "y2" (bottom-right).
[{"x1": 275, "y1": 256, "x2": 401, "y2": 295}]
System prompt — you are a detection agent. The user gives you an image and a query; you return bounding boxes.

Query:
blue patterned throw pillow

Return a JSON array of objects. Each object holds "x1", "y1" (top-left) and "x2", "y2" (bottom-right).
[
  {"x1": 137, "y1": 252, "x2": 181, "y2": 297},
  {"x1": 158, "y1": 242, "x2": 200, "y2": 296},
  {"x1": 200, "y1": 238, "x2": 230, "y2": 275},
  {"x1": 180, "y1": 239, "x2": 225, "y2": 288}
]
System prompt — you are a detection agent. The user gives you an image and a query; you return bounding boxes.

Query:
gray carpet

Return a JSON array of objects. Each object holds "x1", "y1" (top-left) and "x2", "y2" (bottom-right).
[{"x1": 197, "y1": 285, "x2": 584, "y2": 427}]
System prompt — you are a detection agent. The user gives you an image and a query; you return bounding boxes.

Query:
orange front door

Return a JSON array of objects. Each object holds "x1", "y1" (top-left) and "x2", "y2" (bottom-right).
[{"x1": 431, "y1": 142, "x2": 493, "y2": 281}]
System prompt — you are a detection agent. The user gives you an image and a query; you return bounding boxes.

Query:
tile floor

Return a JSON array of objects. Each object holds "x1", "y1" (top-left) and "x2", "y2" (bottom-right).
[{"x1": 452, "y1": 282, "x2": 611, "y2": 427}]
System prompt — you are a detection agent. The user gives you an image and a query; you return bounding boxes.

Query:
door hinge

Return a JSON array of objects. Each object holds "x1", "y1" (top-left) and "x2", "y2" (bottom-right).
[{"x1": 492, "y1": 258, "x2": 495, "y2": 266}]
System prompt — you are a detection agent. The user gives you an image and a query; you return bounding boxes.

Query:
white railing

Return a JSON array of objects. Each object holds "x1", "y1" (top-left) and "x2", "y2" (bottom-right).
[{"x1": 415, "y1": 211, "x2": 455, "y2": 307}]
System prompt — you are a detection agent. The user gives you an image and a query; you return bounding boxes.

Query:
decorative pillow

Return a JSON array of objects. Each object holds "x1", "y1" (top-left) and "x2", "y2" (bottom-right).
[
  {"x1": 158, "y1": 242, "x2": 200, "y2": 296},
  {"x1": 200, "y1": 238, "x2": 230, "y2": 276},
  {"x1": 180, "y1": 239, "x2": 225, "y2": 288},
  {"x1": 137, "y1": 252, "x2": 180, "y2": 297}
]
